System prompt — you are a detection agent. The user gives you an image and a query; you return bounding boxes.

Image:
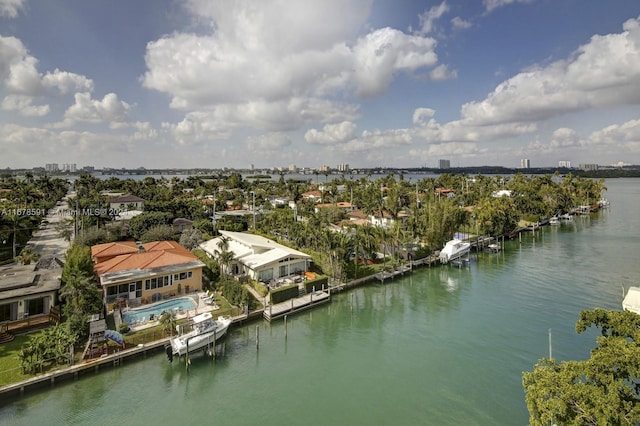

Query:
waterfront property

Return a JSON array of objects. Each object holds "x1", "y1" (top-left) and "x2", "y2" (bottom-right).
[
  {"x1": 199, "y1": 230, "x2": 311, "y2": 284},
  {"x1": 0, "y1": 259, "x2": 61, "y2": 328},
  {"x1": 91, "y1": 241, "x2": 205, "y2": 310},
  {"x1": 121, "y1": 297, "x2": 197, "y2": 325}
]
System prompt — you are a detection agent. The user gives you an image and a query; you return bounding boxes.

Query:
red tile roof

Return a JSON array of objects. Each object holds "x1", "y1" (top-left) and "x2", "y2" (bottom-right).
[
  {"x1": 92, "y1": 241, "x2": 199, "y2": 275},
  {"x1": 91, "y1": 241, "x2": 139, "y2": 263}
]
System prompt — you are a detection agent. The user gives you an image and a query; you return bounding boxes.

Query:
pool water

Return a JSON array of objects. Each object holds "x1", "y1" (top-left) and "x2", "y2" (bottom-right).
[{"x1": 122, "y1": 297, "x2": 196, "y2": 324}]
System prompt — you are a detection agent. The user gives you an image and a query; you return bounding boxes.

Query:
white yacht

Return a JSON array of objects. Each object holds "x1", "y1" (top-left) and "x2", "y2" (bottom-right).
[
  {"x1": 439, "y1": 239, "x2": 471, "y2": 264},
  {"x1": 622, "y1": 287, "x2": 640, "y2": 315},
  {"x1": 167, "y1": 312, "x2": 231, "y2": 362}
]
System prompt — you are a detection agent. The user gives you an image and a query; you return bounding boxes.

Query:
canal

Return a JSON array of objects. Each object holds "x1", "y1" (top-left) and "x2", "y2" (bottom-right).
[{"x1": 1, "y1": 178, "x2": 637, "y2": 425}]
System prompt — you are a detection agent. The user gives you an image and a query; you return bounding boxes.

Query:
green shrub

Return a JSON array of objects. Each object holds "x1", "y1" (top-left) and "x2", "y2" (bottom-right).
[
  {"x1": 270, "y1": 284, "x2": 299, "y2": 304},
  {"x1": 304, "y1": 276, "x2": 328, "y2": 293},
  {"x1": 250, "y1": 280, "x2": 269, "y2": 297}
]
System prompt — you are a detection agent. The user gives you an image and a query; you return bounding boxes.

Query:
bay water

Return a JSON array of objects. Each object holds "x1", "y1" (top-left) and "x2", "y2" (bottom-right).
[{"x1": 1, "y1": 178, "x2": 638, "y2": 425}]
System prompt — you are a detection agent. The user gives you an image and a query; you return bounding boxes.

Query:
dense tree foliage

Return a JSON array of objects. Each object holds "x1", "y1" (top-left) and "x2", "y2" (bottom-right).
[
  {"x1": 140, "y1": 225, "x2": 177, "y2": 243},
  {"x1": 127, "y1": 211, "x2": 173, "y2": 240},
  {"x1": 523, "y1": 309, "x2": 640, "y2": 425}
]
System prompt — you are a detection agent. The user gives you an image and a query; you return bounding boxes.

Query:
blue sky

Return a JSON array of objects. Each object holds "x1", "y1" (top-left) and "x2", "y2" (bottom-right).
[{"x1": 1, "y1": 0, "x2": 640, "y2": 170}]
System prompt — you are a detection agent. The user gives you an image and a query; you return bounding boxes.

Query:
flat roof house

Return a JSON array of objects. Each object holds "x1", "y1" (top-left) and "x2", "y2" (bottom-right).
[
  {"x1": 0, "y1": 258, "x2": 62, "y2": 325},
  {"x1": 91, "y1": 241, "x2": 204, "y2": 308},
  {"x1": 199, "y1": 230, "x2": 311, "y2": 284}
]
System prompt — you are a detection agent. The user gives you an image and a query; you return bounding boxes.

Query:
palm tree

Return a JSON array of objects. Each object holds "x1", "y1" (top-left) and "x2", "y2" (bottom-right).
[
  {"x1": 159, "y1": 311, "x2": 177, "y2": 336},
  {"x1": 214, "y1": 235, "x2": 235, "y2": 276},
  {"x1": 59, "y1": 271, "x2": 102, "y2": 338},
  {"x1": 1, "y1": 213, "x2": 32, "y2": 259},
  {"x1": 15, "y1": 247, "x2": 40, "y2": 265},
  {"x1": 351, "y1": 226, "x2": 373, "y2": 277}
]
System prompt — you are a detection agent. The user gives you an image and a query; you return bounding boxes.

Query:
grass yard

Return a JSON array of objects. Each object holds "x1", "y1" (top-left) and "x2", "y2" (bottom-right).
[{"x1": 0, "y1": 335, "x2": 31, "y2": 387}]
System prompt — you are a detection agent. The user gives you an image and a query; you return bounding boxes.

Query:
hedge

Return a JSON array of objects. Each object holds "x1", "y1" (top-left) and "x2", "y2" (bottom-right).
[
  {"x1": 304, "y1": 276, "x2": 328, "y2": 294},
  {"x1": 270, "y1": 284, "x2": 299, "y2": 304}
]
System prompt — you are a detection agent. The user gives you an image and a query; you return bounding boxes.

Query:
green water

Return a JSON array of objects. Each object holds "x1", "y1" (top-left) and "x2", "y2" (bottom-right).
[{"x1": 1, "y1": 179, "x2": 638, "y2": 426}]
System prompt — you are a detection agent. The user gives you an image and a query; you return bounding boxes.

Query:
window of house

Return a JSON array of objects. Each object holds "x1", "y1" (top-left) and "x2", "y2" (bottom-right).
[
  {"x1": 136, "y1": 281, "x2": 142, "y2": 297},
  {"x1": 0, "y1": 303, "x2": 12, "y2": 322},
  {"x1": 27, "y1": 298, "x2": 45, "y2": 316}
]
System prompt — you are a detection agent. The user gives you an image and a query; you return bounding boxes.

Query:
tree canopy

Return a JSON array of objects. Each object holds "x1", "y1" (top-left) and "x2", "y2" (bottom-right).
[{"x1": 523, "y1": 309, "x2": 640, "y2": 425}]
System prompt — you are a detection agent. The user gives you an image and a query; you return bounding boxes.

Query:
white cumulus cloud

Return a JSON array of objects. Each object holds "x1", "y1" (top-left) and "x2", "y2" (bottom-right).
[
  {"x1": 460, "y1": 16, "x2": 640, "y2": 126},
  {"x1": 305, "y1": 121, "x2": 357, "y2": 145},
  {"x1": 62, "y1": 92, "x2": 130, "y2": 126},
  {"x1": 143, "y1": 0, "x2": 446, "y2": 138},
  {"x1": 0, "y1": 0, "x2": 25, "y2": 18}
]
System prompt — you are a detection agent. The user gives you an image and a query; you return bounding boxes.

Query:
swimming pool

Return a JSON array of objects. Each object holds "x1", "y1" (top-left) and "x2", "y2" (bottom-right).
[{"x1": 122, "y1": 297, "x2": 196, "y2": 324}]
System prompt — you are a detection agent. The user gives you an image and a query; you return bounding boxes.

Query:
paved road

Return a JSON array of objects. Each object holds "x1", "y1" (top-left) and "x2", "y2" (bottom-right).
[{"x1": 28, "y1": 198, "x2": 73, "y2": 262}]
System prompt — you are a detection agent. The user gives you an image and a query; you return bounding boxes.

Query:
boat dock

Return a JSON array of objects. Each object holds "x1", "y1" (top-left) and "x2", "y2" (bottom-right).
[
  {"x1": 374, "y1": 264, "x2": 413, "y2": 282},
  {"x1": 263, "y1": 290, "x2": 330, "y2": 321}
]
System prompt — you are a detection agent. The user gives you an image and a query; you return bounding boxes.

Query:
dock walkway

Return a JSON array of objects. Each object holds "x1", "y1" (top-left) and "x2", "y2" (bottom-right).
[{"x1": 263, "y1": 291, "x2": 330, "y2": 321}]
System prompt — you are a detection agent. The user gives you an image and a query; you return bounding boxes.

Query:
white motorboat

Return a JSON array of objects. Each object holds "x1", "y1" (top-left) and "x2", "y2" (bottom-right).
[
  {"x1": 559, "y1": 213, "x2": 573, "y2": 222},
  {"x1": 167, "y1": 312, "x2": 231, "y2": 361},
  {"x1": 486, "y1": 243, "x2": 501, "y2": 253},
  {"x1": 622, "y1": 287, "x2": 640, "y2": 315},
  {"x1": 549, "y1": 216, "x2": 560, "y2": 225},
  {"x1": 439, "y1": 239, "x2": 471, "y2": 264}
]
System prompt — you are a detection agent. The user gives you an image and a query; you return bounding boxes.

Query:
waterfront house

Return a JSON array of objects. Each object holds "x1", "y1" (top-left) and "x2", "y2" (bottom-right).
[
  {"x1": 346, "y1": 209, "x2": 410, "y2": 229},
  {"x1": 0, "y1": 258, "x2": 61, "y2": 326},
  {"x1": 199, "y1": 230, "x2": 311, "y2": 284},
  {"x1": 91, "y1": 241, "x2": 204, "y2": 309}
]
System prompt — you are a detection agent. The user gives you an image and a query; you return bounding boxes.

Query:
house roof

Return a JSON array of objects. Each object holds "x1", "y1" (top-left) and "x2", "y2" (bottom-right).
[
  {"x1": 302, "y1": 191, "x2": 322, "y2": 198},
  {"x1": 108, "y1": 194, "x2": 145, "y2": 203},
  {"x1": 173, "y1": 218, "x2": 194, "y2": 225},
  {"x1": 199, "y1": 230, "x2": 310, "y2": 271},
  {"x1": 91, "y1": 241, "x2": 139, "y2": 261},
  {"x1": 348, "y1": 210, "x2": 368, "y2": 219},
  {"x1": 93, "y1": 241, "x2": 204, "y2": 285},
  {"x1": 0, "y1": 262, "x2": 62, "y2": 301},
  {"x1": 315, "y1": 202, "x2": 355, "y2": 209}
]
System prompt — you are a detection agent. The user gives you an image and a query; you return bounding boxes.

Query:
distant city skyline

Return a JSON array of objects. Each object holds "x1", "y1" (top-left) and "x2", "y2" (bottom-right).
[{"x1": 1, "y1": 1, "x2": 640, "y2": 169}]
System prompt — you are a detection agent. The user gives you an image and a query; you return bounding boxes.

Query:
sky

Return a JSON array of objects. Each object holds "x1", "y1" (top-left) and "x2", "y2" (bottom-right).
[{"x1": 1, "y1": 0, "x2": 640, "y2": 170}]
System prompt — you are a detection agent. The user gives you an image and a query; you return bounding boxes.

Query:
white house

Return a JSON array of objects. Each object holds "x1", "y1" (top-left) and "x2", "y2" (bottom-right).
[{"x1": 199, "y1": 231, "x2": 311, "y2": 283}]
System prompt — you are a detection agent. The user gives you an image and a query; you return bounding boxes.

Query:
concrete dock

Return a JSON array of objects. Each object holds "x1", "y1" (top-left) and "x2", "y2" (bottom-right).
[{"x1": 263, "y1": 290, "x2": 330, "y2": 321}]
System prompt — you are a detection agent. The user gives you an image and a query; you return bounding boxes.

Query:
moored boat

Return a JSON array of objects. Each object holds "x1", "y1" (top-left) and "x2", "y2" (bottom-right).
[
  {"x1": 439, "y1": 239, "x2": 471, "y2": 263},
  {"x1": 166, "y1": 312, "x2": 231, "y2": 362}
]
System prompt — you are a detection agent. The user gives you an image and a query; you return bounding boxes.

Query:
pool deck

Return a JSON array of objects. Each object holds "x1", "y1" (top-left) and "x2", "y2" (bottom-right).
[{"x1": 124, "y1": 293, "x2": 222, "y2": 332}]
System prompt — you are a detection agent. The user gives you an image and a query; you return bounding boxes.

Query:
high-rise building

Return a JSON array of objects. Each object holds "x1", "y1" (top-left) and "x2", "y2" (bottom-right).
[
  {"x1": 61, "y1": 163, "x2": 77, "y2": 172},
  {"x1": 520, "y1": 159, "x2": 530, "y2": 169},
  {"x1": 558, "y1": 160, "x2": 571, "y2": 168},
  {"x1": 337, "y1": 163, "x2": 349, "y2": 172},
  {"x1": 579, "y1": 163, "x2": 599, "y2": 171},
  {"x1": 439, "y1": 159, "x2": 450, "y2": 169},
  {"x1": 45, "y1": 163, "x2": 59, "y2": 172}
]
